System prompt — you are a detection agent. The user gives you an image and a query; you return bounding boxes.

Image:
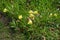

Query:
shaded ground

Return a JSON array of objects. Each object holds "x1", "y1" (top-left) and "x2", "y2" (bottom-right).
[
  {"x1": 0, "y1": 26, "x2": 26, "y2": 40},
  {"x1": 0, "y1": 25, "x2": 60, "y2": 40}
]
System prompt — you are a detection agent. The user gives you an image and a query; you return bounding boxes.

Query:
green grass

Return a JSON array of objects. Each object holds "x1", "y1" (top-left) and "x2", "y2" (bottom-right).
[{"x1": 0, "y1": 0, "x2": 60, "y2": 40}]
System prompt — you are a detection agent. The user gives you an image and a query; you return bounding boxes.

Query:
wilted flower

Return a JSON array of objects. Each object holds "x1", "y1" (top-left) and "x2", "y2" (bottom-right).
[
  {"x1": 28, "y1": 19, "x2": 33, "y2": 24},
  {"x1": 3, "y1": 8, "x2": 8, "y2": 12},
  {"x1": 33, "y1": 11, "x2": 39, "y2": 14},
  {"x1": 18, "y1": 15, "x2": 23, "y2": 19},
  {"x1": 54, "y1": 13, "x2": 57, "y2": 17},
  {"x1": 29, "y1": 10, "x2": 34, "y2": 14}
]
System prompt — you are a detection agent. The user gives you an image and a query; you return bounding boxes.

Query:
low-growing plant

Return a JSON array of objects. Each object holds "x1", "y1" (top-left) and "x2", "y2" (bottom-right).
[{"x1": 0, "y1": 0, "x2": 60, "y2": 40}]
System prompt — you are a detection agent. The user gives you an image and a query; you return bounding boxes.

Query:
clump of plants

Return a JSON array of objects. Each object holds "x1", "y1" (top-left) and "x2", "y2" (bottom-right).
[{"x1": 0, "y1": 0, "x2": 60, "y2": 40}]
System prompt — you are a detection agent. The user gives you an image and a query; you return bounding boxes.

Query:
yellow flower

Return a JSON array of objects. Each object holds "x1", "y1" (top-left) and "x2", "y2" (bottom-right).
[
  {"x1": 29, "y1": 10, "x2": 34, "y2": 14},
  {"x1": 3, "y1": 8, "x2": 8, "y2": 12},
  {"x1": 18, "y1": 15, "x2": 23, "y2": 19},
  {"x1": 29, "y1": 14, "x2": 35, "y2": 20},
  {"x1": 54, "y1": 13, "x2": 57, "y2": 17},
  {"x1": 28, "y1": 19, "x2": 33, "y2": 24},
  {"x1": 49, "y1": 13, "x2": 53, "y2": 17},
  {"x1": 33, "y1": 11, "x2": 39, "y2": 14},
  {"x1": 29, "y1": 14, "x2": 34, "y2": 17}
]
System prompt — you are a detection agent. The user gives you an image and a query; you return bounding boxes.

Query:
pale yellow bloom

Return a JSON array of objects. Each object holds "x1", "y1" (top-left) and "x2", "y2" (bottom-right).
[
  {"x1": 3, "y1": 8, "x2": 8, "y2": 12},
  {"x1": 50, "y1": 13, "x2": 52, "y2": 16},
  {"x1": 18, "y1": 15, "x2": 23, "y2": 19},
  {"x1": 29, "y1": 10, "x2": 34, "y2": 14},
  {"x1": 29, "y1": 14, "x2": 34, "y2": 18},
  {"x1": 29, "y1": 14, "x2": 35, "y2": 20},
  {"x1": 33, "y1": 11, "x2": 39, "y2": 14},
  {"x1": 49, "y1": 13, "x2": 53, "y2": 17},
  {"x1": 28, "y1": 19, "x2": 33, "y2": 24},
  {"x1": 54, "y1": 13, "x2": 57, "y2": 17}
]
